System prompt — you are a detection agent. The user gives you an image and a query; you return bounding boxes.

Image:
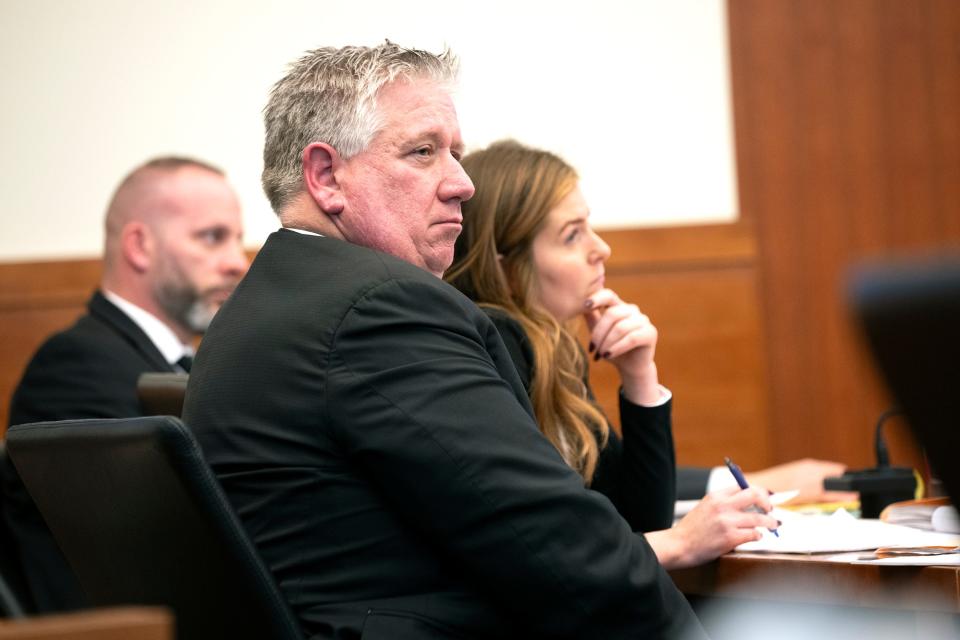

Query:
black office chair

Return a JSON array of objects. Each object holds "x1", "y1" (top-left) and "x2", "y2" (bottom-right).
[
  {"x1": 137, "y1": 372, "x2": 189, "y2": 417},
  {"x1": 5, "y1": 416, "x2": 302, "y2": 640},
  {"x1": 0, "y1": 441, "x2": 31, "y2": 618}
]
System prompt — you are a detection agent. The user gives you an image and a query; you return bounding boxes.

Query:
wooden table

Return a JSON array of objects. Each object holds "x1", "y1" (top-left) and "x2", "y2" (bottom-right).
[
  {"x1": 671, "y1": 551, "x2": 960, "y2": 612},
  {"x1": 670, "y1": 552, "x2": 960, "y2": 639}
]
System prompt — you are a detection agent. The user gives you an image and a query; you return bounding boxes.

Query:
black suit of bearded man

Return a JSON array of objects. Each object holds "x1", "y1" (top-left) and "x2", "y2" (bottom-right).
[
  {"x1": 3, "y1": 291, "x2": 176, "y2": 612},
  {"x1": 183, "y1": 229, "x2": 704, "y2": 640}
]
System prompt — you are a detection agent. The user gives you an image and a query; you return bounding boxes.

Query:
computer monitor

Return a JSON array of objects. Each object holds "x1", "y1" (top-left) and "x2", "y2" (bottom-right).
[{"x1": 849, "y1": 254, "x2": 960, "y2": 509}]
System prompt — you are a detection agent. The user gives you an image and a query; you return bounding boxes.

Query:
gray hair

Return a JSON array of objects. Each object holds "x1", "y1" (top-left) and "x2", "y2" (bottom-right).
[{"x1": 261, "y1": 42, "x2": 459, "y2": 214}]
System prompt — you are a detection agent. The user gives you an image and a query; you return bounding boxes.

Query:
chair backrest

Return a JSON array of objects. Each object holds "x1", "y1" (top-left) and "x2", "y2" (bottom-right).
[
  {"x1": 0, "y1": 442, "x2": 31, "y2": 618},
  {"x1": 137, "y1": 373, "x2": 189, "y2": 417},
  {"x1": 5, "y1": 416, "x2": 302, "y2": 640}
]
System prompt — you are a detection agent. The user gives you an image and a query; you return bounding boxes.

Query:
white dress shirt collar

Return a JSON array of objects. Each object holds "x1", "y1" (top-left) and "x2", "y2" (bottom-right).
[
  {"x1": 102, "y1": 289, "x2": 193, "y2": 366},
  {"x1": 285, "y1": 227, "x2": 322, "y2": 237}
]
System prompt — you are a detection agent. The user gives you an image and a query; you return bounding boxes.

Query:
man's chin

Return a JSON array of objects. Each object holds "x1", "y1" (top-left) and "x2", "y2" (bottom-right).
[
  {"x1": 206, "y1": 287, "x2": 237, "y2": 306},
  {"x1": 424, "y1": 248, "x2": 456, "y2": 279},
  {"x1": 184, "y1": 302, "x2": 220, "y2": 334}
]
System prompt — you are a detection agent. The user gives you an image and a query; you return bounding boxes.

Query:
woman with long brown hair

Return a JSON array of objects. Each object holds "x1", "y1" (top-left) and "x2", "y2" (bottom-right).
[{"x1": 446, "y1": 140, "x2": 778, "y2": 567}]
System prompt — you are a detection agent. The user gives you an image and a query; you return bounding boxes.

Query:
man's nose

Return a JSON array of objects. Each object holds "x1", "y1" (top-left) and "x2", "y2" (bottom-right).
[
  {"x1": 222, "y1": 242, "x2": 249, "y2": 277},
  {"x1": 438, "y1": 156, "x2": 475, "y2": 202}
]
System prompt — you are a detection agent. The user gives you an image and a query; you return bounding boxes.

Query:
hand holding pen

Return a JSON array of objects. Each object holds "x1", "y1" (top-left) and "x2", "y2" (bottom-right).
[
  {"x1": 725, "y1": 456, "x2": 780, "y2": 537},
  {"x1": 582, "y1": 288, "x2": 661, "y2": 406},
  {"x1": 661, "y1": 484, "x2": 779, "y2": 568}
]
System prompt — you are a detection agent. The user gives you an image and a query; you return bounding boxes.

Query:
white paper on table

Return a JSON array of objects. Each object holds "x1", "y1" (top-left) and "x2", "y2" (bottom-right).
[
  {"x1": 673, "y1": 490, "x2": 799, "y2": 521},
  {"x1": 736, "y1": 508, "x2": 960, "y2": 554},
  {"x1": 769, "y1": 490, "x2": 799, "y2": 505},
  {"x1": 850, "y1": 552, "x2": 960, "y2": 566}
]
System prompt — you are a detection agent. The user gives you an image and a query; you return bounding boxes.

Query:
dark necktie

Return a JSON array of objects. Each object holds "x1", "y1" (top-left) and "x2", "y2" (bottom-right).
[{"x1": 176, "y1": 355, "x2": 193, "y2": 373}]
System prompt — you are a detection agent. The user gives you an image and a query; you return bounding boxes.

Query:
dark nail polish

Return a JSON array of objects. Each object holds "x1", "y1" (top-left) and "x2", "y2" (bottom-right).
[
  {"x1": 588, "y1": 342, "x2": 595, "y2": 353},
  {"x1": 776, "y1": 520, "x2": 782, "y2": 526},
  {"x1": 602, "y1": 351, "x2": 611, "y2": 359},
  {"x1": 593, "y1": 350, "x2": 601, "y2": 361}
]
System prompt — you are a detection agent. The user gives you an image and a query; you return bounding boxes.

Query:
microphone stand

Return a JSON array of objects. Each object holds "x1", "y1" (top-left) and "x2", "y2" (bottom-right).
[{"x1": 823, "y1": 408, "x2": 917, "y2": 518}]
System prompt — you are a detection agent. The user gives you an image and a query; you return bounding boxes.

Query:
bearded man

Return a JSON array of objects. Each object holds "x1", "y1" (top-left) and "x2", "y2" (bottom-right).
[{"x1": 3, "y1": 156, "x2": 247, "y2": 612}]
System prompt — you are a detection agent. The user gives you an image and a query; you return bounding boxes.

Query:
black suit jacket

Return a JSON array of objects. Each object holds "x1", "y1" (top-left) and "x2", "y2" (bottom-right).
[
  {"x1": 183, "y1": 230, "x2": 704, "y2": 639},
  {"x1": 3, "y1": 291, "x2": 175, "y2": 612}
]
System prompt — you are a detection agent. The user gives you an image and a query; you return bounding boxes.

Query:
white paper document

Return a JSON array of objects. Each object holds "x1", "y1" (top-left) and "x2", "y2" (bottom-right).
[
  {"x1": 674, "y1": 490, "x2": 799, "y2": 521},
  {"x1": 736, "y1": 508, "x2": 960, "y2": 554}
]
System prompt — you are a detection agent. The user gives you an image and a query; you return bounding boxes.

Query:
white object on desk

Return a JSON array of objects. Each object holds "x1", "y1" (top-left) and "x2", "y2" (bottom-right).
[
  {"x1": 736, "y1": 508, "x2": 960, "y2": 554},
  {"x1": 850, "y1": 552, "x2": 960, "y2": 566},
  {"x1": 673, "y1": 489, "x2": 799, "y2": 521},
  {"x1": 932, "y1": 505, "x2": 960, "y2": 533},
  {"x1": 769, "y1": 490, "x2": 799, "y2": 505}
]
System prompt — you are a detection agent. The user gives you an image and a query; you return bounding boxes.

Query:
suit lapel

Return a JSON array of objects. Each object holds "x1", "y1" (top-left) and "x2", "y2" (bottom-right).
[{"x1": 87, "y1": 291, "x2": 175, "y2": 372}]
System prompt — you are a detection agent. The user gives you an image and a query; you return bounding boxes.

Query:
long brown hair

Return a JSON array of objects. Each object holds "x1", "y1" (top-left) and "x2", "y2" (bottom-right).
[{"x1": 446, "y1": 140, "x2": 609, "y2": 483}]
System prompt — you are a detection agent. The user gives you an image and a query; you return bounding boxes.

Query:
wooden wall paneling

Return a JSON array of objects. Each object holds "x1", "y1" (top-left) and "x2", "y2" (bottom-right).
[
  {"x1": 4, "y1": 234, "x2": 770, "y2": 475},
  {"x1": 868, "y1": 0, "x2": 960, "y2": 467},
  {"x1": 601, "y1": 222, "x2": 757, "y2": 268},
  {"x1": 0, "y1": 259, "x2": 101, "y2": 436},
  {"x1": 0, "y1": 251, "x2": 260, "y2": 437},
  {"x1": 1, "y1": 308, "x2": 89, "y2": 434},
  {"x1": 928, "y1": 1, "x2": 960, "y2": 239},
  {"x1": 728, "y1": 0, "x2": 877, "y2": 468},
  {"x1": 728, "y1": 1, "x2": 812, "y2": 465},
  {"x1": 586, "y1": 225, "x2": 770, "y2": 471},
  {"x1": 881, "y1": 1, "x2": 941, "y2": 247},
  {"x1": 727, "y1": 0, "x2": 960, "y2": 472},
  {"x1": 0, "y1": 260, "x2": 101, "y2": 311}
]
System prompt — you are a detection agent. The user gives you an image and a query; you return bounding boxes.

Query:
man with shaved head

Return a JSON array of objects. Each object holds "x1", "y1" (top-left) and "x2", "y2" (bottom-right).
[{"x1": 3, "y1": 156, "x2": 247, "y2": 611}]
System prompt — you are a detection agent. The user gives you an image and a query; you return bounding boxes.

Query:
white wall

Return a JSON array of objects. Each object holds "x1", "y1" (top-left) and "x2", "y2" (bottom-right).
[{"x1": 0, "y1": 0, "x2": 737, "y2": 261}]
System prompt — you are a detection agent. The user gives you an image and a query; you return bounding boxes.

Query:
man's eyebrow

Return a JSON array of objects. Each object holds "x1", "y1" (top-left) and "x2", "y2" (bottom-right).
[
  {"x1": 402, "y1": 127, "x2": 465, "y2": 151},
  {"x1": 402, "y1": 128, "x2": 443, "y2": 145},
  {"x1": 193, "y1": 224, "x2": 229, "y2": 236}
]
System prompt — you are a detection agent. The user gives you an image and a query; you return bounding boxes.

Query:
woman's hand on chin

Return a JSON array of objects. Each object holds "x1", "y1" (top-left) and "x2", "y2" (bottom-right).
[{"x1": 583, "y1": 288, "x2": 661, "y2": 405}]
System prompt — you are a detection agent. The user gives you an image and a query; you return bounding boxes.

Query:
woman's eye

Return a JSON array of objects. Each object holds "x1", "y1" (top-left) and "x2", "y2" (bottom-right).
[{"x1": 564, "y1": 229, "x2": 580, "y2": 244}]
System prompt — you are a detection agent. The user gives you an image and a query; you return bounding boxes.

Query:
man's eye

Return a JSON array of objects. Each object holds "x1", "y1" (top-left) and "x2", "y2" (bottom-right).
[
  {"x1": 413, "y1": 146, "x2": 432, "y2": 157},
  {"x1": 199, "y1": 229, "x2": 227, "y2": 245}
]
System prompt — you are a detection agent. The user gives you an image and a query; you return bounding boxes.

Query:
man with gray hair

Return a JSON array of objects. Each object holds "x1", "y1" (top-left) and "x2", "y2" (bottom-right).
[
  {"x1": 184, "y1": 43, "x2": 705, "y2": 639},
  {"x1": 5, "y1": 156, "x2": 248, "y2": 611}
]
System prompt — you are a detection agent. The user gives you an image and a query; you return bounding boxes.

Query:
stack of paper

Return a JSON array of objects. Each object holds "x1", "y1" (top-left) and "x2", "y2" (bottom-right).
[
  {"x1": 736, "y1": 508, "x2": 960, "y2": 554},
  {"x1": 879, "y1": 497, "x2": 960, "y2": 533}
]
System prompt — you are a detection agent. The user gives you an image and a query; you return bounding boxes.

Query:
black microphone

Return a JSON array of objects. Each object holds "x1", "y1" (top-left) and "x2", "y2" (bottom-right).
[
  {"x1": 874, "y1": 407, "x2": 903, "y2": 468},
  {"x1": 823, "y1": 407, "x2": 916, "y2": 518}
]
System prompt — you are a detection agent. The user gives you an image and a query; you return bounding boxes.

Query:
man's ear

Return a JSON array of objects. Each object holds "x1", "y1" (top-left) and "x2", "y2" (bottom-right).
[
  {"x1": 120, "y1": 221, "x2": 153, "y2": 273},
  {"x1": 302, "y1": 142, "x2": 346, "y2": 215}
]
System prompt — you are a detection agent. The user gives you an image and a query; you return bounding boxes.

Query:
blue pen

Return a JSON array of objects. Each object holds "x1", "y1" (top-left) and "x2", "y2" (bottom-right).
[{"x1": 724, "y1": 456, "x2": 779, "y2": 537}]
